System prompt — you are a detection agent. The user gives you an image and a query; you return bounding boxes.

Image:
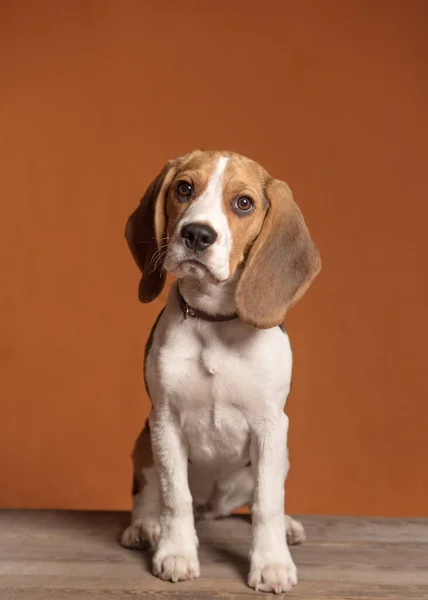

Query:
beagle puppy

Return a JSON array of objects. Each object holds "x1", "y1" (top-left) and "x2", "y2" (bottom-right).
[{"x1": 122, "y1": 150, "x2": 320, "y2": 594}]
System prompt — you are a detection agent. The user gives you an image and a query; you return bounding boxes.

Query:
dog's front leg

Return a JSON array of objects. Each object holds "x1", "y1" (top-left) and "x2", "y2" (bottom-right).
[
  {"x1": 248, "y1": 411, "x2": 297, "y2": 594},
  {"x1": 149, "y1": 411, "x2": 199, "y2": 582}
]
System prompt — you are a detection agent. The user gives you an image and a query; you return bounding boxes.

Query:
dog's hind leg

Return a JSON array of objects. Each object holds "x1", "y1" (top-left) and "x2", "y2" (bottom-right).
[
  {"x1": 195, "y1": 464, "x2": 254, "y2": 520},
  {"x1": 195, "y1": 464, "x2": 306, "y2": 545},
  {"x1": 121, "y1": 423, "x2": 161, "y2": 549}
]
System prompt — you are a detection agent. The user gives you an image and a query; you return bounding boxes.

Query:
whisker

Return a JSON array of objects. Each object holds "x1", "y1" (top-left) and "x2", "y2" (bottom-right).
[
  {"x1": 151, "y1": 252, "x2": 167, "y2": 271},
  {"x1": 150, "y1": 242, "x2": 169, "y2": 261},
  {"x1": 151, "y1": 245, "x2": 168, "y2": 260},
  {"x1": 150, "y1": 259, "x2": 166, "y2": 274}
]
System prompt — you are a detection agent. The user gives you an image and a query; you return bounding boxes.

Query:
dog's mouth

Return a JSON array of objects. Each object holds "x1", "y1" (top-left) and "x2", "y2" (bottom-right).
[
  {"x1": 165, "y1": 244, "x2": 229, "y2": 283},
  {"x1": 169, "y1": 257, "x2": 226, "y2": 283},
  {"x1": 182, "y1": 258, "x2": 207, "y2": 269},
  {"x1": 179, "y1": 258, "x2": 211, "y2": 276}
]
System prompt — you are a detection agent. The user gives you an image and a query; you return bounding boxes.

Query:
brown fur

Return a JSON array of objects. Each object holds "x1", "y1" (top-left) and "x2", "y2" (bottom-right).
[
  {"x1": 125, "y1": 161, "x2": 177, "y2": 302},
  {"x1": 131, "y1": 421, "x2": 153, "y2": 495},
  {"x1": 221, "y1": 155, "x2": 269, "y2": 274},
  {"x1": 235, "y1": 178, "x2": 321, "y2": 328}
]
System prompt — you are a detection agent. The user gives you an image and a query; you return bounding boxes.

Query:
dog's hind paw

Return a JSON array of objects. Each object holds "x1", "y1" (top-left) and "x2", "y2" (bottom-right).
[
  {"x1": 121, "y1": 518, "x2": 160, "y2": 549},
  {"x1": 285, "y1": 515, "x2": 306, "y2": 546}
]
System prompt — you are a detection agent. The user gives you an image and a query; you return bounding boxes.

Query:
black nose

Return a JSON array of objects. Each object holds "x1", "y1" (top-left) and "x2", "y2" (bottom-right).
[{"x1": 181, "y1": 223, "x2": 217, "y2": 252}]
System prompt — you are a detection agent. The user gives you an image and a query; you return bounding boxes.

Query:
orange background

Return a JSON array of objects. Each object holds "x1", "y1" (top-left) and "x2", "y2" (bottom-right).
[{"x1": 1, "y1": 0, "x2": 427, "y2": 516}]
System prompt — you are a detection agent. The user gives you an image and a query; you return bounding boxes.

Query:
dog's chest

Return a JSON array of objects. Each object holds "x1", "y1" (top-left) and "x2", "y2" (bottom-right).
[
  {"x1": 162, "y1": 327, "x2": 252, "y2": 463},
  {"x1": 148, "y1": 315, "x2": 291, "y2": 465}
]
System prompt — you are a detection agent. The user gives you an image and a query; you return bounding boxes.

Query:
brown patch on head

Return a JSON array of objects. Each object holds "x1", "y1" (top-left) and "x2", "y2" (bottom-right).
[
  {"x1": 220, "y1": 154, "x2": 270, "y2": 276},
  {"x1": 235, "y1": 177, "x2": 321, "y2": 329},
  {"x1": 131, "y1": 421, "x2": 153, "y2": 495}
]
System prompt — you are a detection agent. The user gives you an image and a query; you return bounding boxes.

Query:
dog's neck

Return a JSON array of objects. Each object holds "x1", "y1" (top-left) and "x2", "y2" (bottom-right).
[{"x1": 178, "y1": 273, "x2": 239, "y2": 317}]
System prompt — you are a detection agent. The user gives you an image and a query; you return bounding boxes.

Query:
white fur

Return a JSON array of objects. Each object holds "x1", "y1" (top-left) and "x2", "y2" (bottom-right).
[{"x1": 142, "y1": 280, "x2": 296, "y2": 592}]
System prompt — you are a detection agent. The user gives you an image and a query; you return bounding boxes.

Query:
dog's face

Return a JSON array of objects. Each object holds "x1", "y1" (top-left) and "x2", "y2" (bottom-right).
[
  {"x1": 163, "y1": 152, "x2": 268, "y2": 283},
  {"x1": 126, "y1": 150, "x2": 321, "y2": 328}
]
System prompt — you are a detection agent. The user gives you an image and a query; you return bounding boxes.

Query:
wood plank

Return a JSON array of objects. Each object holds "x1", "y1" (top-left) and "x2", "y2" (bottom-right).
[{"x1": 0, "y1": 511, "x2": 427, "y2": 599}]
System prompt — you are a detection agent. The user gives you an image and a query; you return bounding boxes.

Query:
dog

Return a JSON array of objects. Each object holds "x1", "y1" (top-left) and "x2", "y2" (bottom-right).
[{"x1": 121, "y1": 150, "x2": 321, "y2": 593}]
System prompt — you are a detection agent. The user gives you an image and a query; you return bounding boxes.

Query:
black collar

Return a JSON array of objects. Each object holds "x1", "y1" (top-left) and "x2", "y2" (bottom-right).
[{"x1": 177, "y1": 287, "x2": 239, "y2": 323}]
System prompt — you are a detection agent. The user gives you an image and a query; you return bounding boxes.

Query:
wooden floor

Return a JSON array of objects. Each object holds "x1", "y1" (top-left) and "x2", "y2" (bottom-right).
[{"x1": 0, "y1": 511, "x2": 427, "y2": 599}]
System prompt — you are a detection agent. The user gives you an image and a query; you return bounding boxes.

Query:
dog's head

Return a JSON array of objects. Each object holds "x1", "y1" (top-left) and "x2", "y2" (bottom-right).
[{"x1": 126, "y1": 150, "x2": 320, "y2": 329}]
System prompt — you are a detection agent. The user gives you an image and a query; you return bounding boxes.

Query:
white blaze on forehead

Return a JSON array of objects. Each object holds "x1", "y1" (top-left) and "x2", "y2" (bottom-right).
[
  {"x1": 205, "y1": 155, "x2": 229, "y2": 203},
  {"x1": 180, "y1": 156, "x2": 230, "y2": 243}
]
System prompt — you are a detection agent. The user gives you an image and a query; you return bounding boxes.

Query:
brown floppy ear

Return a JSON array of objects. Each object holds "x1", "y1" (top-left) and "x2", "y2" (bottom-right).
[
  {"x1": 125, "y1": 161, "x2": 176, "y2": 303},
  {"x1": 235, "y1": 178, "x2": 321, "y2": 329}
]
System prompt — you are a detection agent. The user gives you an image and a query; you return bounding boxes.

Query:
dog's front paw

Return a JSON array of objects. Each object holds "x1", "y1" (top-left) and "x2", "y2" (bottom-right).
[
  {"x1": 121, "y1": 518, "x2": 160, "y2": 549},
  {"x1": 152, "y1": 551, "x2": 200, "y2": 582},
  {"x1": 248, "y1": 559, "x2": 297, "y2": 594}
]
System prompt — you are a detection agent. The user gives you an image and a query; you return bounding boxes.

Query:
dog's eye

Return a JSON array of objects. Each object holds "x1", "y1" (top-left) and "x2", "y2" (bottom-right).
[
  {"x1": 235, "y1": 196, "x2": 254, "y2": 213},
  {"x1": 177, "y1": 181, "x2": 193, "y2": 201}
]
